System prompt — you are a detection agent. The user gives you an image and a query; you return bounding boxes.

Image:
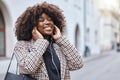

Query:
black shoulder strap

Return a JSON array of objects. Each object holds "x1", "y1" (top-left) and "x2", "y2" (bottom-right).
[{"x1": 6, "y1": 53, "x2": 15, "y2": 73}]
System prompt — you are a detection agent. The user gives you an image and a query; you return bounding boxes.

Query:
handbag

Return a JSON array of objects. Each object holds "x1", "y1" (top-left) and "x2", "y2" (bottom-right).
[{"x1": 4, "y1": 53, "x2": 36, "y2": 80}]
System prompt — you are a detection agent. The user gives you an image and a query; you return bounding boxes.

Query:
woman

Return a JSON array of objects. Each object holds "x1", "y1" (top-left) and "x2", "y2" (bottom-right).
[{"x1": 14, "y1": 2, "x2": 83, "y2": 80}]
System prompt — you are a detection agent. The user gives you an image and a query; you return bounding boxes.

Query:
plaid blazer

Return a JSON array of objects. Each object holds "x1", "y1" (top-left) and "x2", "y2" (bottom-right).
[{"x1": 14, "y1": 35, "x2": 83, "y2": 80}]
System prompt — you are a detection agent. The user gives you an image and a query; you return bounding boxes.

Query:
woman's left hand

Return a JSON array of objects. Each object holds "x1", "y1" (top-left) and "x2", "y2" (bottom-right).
[{"x1": 52, "y1": 25, "x2": 61, "y2": 40}]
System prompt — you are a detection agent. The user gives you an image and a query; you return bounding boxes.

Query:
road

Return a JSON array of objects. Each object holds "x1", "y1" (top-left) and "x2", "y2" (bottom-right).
[
  {"x1": 1, "y1": 51, "x2": 120, "y2": 80},
  {"x1": 70, "y1": 51, "x2": 120, "y2": 80}
]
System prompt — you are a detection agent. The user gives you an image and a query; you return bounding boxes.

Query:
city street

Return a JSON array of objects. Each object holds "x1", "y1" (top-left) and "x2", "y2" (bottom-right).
[
  {"x1": 0, "y1": 0, "x2": 120, "y2": 80},
  {"x1": 71, "y1": 51, "x2": 120, "y2": 80}
]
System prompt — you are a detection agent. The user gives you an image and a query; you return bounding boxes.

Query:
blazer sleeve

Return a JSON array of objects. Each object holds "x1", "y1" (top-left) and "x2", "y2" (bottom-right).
[
  {"x1": 56, "y1": 35, "x2": 83, "y2": 71},
  {"x1": 14, "y1": 39, "x2": 49, "y2": 74}
]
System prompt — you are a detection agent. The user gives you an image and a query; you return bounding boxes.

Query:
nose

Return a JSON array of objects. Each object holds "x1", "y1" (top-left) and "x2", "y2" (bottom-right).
[{"x1": 44, "y1": 19, "x2": 50, "y2": 24}]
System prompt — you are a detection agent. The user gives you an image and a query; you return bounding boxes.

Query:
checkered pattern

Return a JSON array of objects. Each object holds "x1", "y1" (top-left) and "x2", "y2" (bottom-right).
[{"x1": 14, "y1": 35, "x2": 83, "y2": 80}]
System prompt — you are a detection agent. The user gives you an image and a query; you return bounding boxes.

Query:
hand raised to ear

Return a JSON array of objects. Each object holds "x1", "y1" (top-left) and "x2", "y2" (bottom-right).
[
  {"x1": 52, "y1": 25, "x2": 61, "y2": 40},
  {"x1": 32, "y1": 27, "x2": 43, "y2": 40}
]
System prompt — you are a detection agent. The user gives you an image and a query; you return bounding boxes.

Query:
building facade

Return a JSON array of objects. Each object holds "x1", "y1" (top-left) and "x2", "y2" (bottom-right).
[
  {"x1": 0, "y1": 0, "x2": 86, "y2": 58},
  {"x1": 99, "y1": 10, "x2": 119, "y2": 51},
  {"x1": 0, "y1": 0, "x2": 104, "y2": 78},
  {"x1": 84, "y1": 0, "x2": 100, "y2": 56}
]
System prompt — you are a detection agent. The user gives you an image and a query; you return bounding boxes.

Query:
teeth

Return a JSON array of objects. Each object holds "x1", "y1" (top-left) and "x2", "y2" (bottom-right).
[{"x1": 44, "y1": 27, "x2": 51, "y2": 30}]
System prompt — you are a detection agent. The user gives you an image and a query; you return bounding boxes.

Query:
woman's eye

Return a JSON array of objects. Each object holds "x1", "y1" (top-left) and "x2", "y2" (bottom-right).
[
  {"x1": 38, "y1": 18, "x2": 44, "y2": 22},
  {"x1": 48, "y1": 18, "x2": 52, "y2": 21}
]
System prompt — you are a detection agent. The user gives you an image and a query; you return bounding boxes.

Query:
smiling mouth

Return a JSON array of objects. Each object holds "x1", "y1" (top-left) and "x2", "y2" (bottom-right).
[{"x1": 43, "y1": 26, "x2": 52, "y2": 30}]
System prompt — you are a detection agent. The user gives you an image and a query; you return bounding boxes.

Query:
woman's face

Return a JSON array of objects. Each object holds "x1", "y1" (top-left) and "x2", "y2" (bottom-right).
[{"x1": 37, "y1": 13, "x2": 54, "y2": 36}]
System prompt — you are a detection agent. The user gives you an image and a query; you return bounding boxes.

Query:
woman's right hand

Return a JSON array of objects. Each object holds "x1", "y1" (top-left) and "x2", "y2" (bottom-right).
[{"x1": 32, "y1": 27, "x2": 43, "y2": 40}]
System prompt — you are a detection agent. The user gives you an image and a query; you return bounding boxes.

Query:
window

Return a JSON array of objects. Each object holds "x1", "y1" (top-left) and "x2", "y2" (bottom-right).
[
  {"x1": 75, "y1": 24, "x2": 80, "y2": 50},
  {"x1": 95, "y1": 30, "x2": 98, "y2": 43},
  {"x1": 0, "y1": 10, "x2": 5, "y2": 56}
]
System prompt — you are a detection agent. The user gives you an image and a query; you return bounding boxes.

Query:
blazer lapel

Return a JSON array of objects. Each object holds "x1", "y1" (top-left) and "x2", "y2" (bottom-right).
[{"x1": 53, "y1": 44, "x2": 66, "y2": 79}]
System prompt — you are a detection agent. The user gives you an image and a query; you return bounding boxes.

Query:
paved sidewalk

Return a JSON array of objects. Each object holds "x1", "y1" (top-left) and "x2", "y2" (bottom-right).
[
  {"x1": 83, "y1": 50, "x2": 115, "y2": 63},
  {"x1": 0, "y1": 74, "x2": 5, "y2": 80},
  {"x1": 70, "y1": 50, "x2": 119, "y2": 80},
  {"x1": 0, "y1": 59, "x2": 17, "y2": 80},
  {"x1": 0, "y1": 51, "x2": 115, "y2": 80}
]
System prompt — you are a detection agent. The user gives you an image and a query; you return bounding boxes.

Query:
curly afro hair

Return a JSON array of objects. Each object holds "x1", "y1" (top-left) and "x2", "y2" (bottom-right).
[{"x1": 15, "y1": 2, "x2": 66, "y2": 41}]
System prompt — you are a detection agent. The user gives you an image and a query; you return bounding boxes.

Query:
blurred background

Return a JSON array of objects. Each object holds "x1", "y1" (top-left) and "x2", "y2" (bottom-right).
[{"x1": 0, "y1": 0, "x2": 120, "y2": 80}]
